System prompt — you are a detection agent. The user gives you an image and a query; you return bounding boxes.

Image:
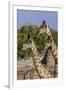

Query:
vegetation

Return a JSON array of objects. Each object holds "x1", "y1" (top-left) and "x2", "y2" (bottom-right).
[{"x1": 17, "y1": 24, "x2": 58, "y2": 60}]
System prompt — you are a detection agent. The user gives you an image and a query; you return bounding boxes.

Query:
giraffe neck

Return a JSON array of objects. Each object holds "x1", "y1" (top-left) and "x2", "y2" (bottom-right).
[
  {"x1": 47, "y1": 26, "x2": 58, "y2": 60},
  {"x1": 30, "y1": 39, "x2": 53, "y2": 78},
  {"x1": 46, "y1": 26, "x2": 58, "y2": 77}
]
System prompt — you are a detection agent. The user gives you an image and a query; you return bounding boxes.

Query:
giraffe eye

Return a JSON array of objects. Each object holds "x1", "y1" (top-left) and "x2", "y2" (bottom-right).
[
  {"x1": 50, "y1": 46, "x2": 52, "y2": 49},
  {"x1": 50, "y1": 39, "x2": 52, "y2": 42}
]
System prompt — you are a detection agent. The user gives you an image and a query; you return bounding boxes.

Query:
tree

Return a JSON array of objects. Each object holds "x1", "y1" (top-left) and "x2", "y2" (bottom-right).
[{"x1": 17, "y1": 23, "x2": 58, "y2": 59}]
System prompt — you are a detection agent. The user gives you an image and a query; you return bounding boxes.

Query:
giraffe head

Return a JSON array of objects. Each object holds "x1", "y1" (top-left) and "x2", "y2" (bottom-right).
[
  {"x1": 22, "y1": 37, "x2": 32, "y2": 50},
  {"x1": 39, "y1": 21, "x2": 51, "y2": 35}
]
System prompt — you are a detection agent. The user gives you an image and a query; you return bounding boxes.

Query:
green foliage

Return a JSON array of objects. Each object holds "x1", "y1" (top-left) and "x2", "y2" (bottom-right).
[
  {"x1": 32, "y1": 33, "x2": 48, "y2": 53},
  {"x1": 17, "y1": 24, "x2": 58, "y2": 59},
  {"x1": 17, "y1": 24, "x2": 39, "y2": 59}
]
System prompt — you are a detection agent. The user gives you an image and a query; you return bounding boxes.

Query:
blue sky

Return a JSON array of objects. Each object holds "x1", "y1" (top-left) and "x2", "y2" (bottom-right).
[{"x1": 17, "y1": 10, "x2": 58, "y2": 30}]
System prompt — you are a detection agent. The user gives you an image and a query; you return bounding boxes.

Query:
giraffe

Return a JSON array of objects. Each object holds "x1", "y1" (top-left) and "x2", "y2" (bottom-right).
[
  {"x1": 41, "y1": 42, "x2": 55, "y2": 76},
  {"x1": 23, "y1": 38, "x2": 53, "y2": 79},
  {"x1": 46, "y1": 25, "x2": 58, "y2": 77},
  {"x1": 39, "y1": 21, "x2": 58, "y2": 60},
  {"x1": 39, "y1": 23, "x2": 58, "y2": 77}
]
